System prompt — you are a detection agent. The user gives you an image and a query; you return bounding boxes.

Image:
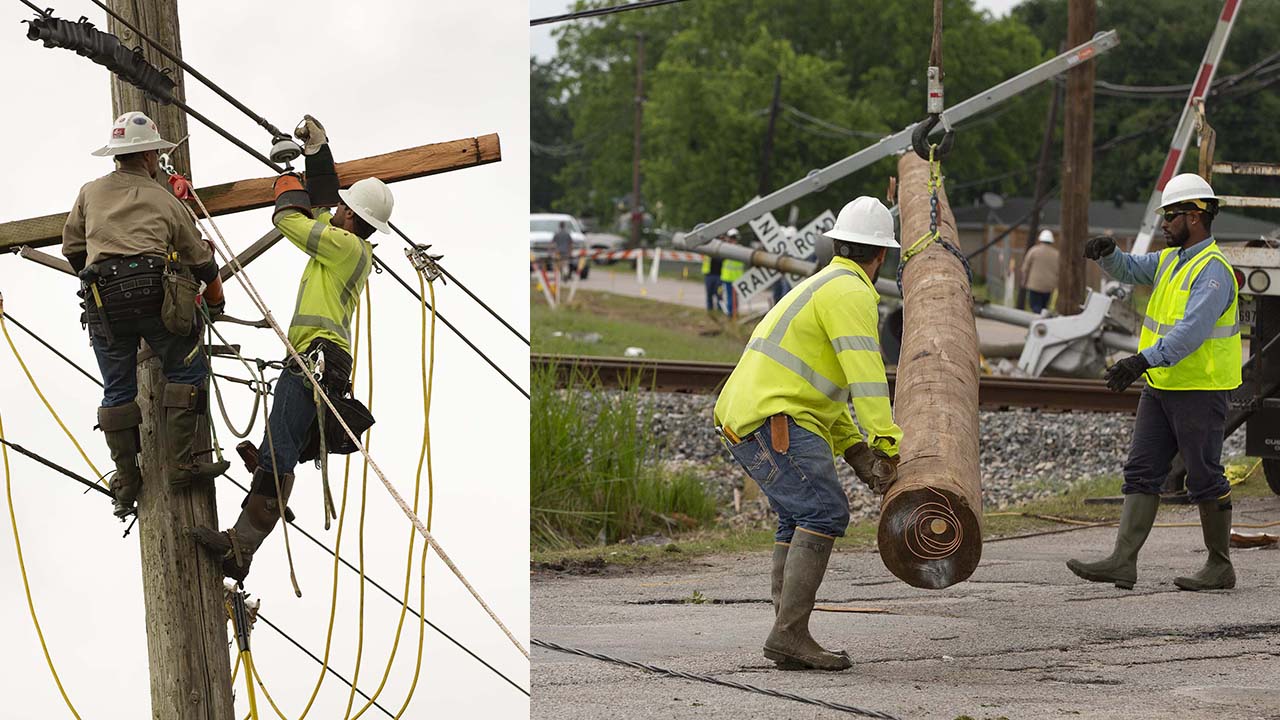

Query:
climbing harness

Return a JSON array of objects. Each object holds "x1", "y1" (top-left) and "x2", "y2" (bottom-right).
[{"x1": 533, "y1": 639, "x2": 903, "y2": 720}]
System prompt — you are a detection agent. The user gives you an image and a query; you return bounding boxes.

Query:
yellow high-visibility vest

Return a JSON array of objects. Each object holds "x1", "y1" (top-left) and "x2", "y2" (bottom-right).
[
  {"x1": 721, "y1": 258, "x2": 745, "y2": 282},
  {"x1": 714, "y1": 258, "x2": 902, "y2": 457},
  {"x1": 1139, "y1": 242, "x2": 1241, "y2": 391},
  {"x1": 276, "y1": 209, "x2": 372, "y2": 355},
  {"x1": 701, "y1": 255, "x2": 711, "y2": 275}
]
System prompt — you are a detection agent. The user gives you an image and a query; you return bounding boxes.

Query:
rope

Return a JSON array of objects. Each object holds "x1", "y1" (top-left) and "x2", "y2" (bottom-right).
[
  {"x1": 530, "y1": 0, "x2": 690, "y2": 26},
  {"x1": 184, "y1": 187, "x2": 528, "y2": 658},
  {"x1": 0, "y1": 306, "x2": 105, "y2": 485},
  {"x1": 0, "y1": 408, "x2": 84, "y2": 718},
  {"x1": 928, "y1": 0, "x2": 943, "y2": 71},
  {"x1": 350, "y1": 272, "x2": 439, "y2": 719},
  {"x1": 203, "y1": 310, "x2": 264, "y2": 439},
  {"x1": 532, "y1": 639, "x2": 904, "y2": 720}
]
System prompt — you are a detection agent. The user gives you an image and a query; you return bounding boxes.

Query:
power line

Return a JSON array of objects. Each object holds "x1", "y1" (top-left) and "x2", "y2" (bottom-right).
[
  {"x1": 0, "y1": 311, "x2": 102, "y2": 388},
  {"x1": 531, "y1": 0, "x2": 691, "y2": 27},
  {"x1": 0, "y1": 437, "x2": 109, "y2": 497},
  {"x1": 254, "y1": 612, "x2": 395, "y2": 718}
]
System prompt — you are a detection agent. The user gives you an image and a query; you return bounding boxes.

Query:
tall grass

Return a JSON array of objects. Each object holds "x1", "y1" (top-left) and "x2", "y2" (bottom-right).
[{"x1": 531, "y1": 363, "x2": 717, "y2": 549}]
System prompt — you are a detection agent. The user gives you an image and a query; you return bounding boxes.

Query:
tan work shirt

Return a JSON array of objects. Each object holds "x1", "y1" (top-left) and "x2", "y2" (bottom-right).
[
  {"x1": 62, "y1": 166, "x2": 211, "y2": 268},
  {"x1": 1021, "y1": 241, "x2": 1060, "y2": 294}
]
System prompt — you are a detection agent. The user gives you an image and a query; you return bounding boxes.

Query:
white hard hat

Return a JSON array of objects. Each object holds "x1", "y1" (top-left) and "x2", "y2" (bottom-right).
[
  {"x1": 1159, "y1": 173, "x2": 1218, "y2": 210},
  {"x1": 1038, "y1": 229, "x2": 1055, "y2": 244},
  {"x1": 338, "y1": 177, "x2": 394, "y2": 234},
  {"x1": 822, "y1": 196, "x2": 899, "y2": 249},
  {"x1": 92, "y1": 111, "x2": 176, "y2": 157},
  {"x1": 726, "y1": 228, "x2": 740, "y2": 238}
]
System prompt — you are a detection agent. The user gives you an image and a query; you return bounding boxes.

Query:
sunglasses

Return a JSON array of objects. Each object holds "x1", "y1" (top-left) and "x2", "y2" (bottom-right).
[{"x1": 1160, "y1": 209, "x2": 1195, "y2": 223}]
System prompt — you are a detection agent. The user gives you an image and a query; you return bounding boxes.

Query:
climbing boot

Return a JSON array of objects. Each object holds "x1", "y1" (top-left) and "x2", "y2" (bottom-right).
[
  {"x1": 770, "y1": 542, "x2": 789, "y2": 616},
  {"x1": 1066, "y1": 492, "x2": 1159, "y2": 590},
  {"x1": 98, "y1": 403, "x2": 143, "y2": 519},
  {"x1": 164, "y1": 382, "x2": 230, "y2": 489},
  {"x1": 189, "y1": 467, "x2": 294, "y2": 582},
  {"x1": 763, "y1": 529, "x2": 851, "y2": 671},
  {"x1": 1174, "y1": 497, "x2": 1236, "y2": 591}
]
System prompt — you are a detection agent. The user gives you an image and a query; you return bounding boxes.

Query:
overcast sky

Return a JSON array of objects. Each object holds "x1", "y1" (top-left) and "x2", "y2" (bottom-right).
[
  {"x1": 530, "y1": 0, "x2": 1025, "y2": 61},
  {"x1": 0, "y1": 1, "x2": 528, "y2": 718}
]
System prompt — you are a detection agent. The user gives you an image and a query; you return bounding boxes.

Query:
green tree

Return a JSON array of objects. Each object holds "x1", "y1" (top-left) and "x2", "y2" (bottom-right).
[{"x1": 531, "y1": 58, "x2": 573, "y2": 213}]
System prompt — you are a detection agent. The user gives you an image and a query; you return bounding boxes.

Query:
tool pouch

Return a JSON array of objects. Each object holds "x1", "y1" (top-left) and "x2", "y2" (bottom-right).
[
  {"x1": 769, "y1": 414, "x2": 790, "y2": 454},
  {"x1": 294, "y1": 340, "x2": 375, "y2": 462},
  {"x1": 160, "y1": 252, "x2": 201, "y2": 337},
  {"x1": 87, "y1": 256, "x2": 166, "y2": 333}
]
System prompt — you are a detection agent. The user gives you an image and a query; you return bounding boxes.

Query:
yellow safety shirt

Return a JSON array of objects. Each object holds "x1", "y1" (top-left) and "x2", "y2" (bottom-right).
[
  {"x1": 275, "y1": 209, "x2": 372, "y2": 356},
  {"x1": 721, "y1": 258, "x2": 745, "y2": 282},
  {"x1": 714, "y1": 257, "x2": 902, "y2": 457},
  {"x1": 1139, "y1": 242, "x2": 1241, "y2": 391}
]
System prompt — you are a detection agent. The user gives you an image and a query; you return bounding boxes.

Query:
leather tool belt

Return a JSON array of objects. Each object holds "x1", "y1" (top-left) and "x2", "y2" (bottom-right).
[{"x1": 79, "y1": 254, "x2": 166, "y2": 330}]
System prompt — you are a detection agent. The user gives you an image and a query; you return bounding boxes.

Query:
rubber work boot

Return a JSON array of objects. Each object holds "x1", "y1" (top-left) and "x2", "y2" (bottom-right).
[
  {"x1": 1066, "y1": 493, "x2": 1160, "y2": 590},
  {"x1": 1174, "y1": 497, "x2": 1236, "y2": 591},
  {"x1": 98, "y1": 402, "x2": 143, "y2": 519},
  {"x1": 189, "y1": 468, "x2": 294, "y2": 582},
  {"x1": 164, "y1": 382, "x2": 230, "y2": 489},
  {"x1": 763, "y1": 529, "x2": 851, "y2": 671},
  {"x1": 770, "y1": 542, "x2": 789, "y2": 616}
]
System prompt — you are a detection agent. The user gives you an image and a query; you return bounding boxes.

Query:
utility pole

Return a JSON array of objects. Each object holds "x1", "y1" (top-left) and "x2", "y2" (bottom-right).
[
  {"x1": 105, "y1": 1, "x2": 235, "y2": 717},
  {"x1": 631, "y1": 32, "x2": 645, "y2": 250},
  {"x1": 1057, "y1": 0, "x2": 1096, "y2": 315},
  {"x1": 759, "y1": 73, "x2": 782, "y2": 196}
]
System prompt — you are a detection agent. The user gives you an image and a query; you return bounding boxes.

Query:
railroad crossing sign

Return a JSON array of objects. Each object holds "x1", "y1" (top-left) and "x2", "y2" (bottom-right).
[{"x1": 733, "y1": 210, "x2": 836, "y2": 302}]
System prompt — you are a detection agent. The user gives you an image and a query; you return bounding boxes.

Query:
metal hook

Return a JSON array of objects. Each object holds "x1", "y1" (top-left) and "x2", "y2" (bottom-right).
[
  {"x1": 911, "y1": 114, "x2": 955, "y2": 161},
  {"x1": 157, "y1": 152, "x2": 176, "y2": 177}
]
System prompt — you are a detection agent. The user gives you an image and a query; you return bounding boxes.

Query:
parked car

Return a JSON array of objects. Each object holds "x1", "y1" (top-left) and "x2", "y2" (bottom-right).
[
  {"x1": 584, "y1": 232, "x2": 627, "y2": 264},
  {"x1": 530, "y1": 213, "x2": 589, "y2": 278}
]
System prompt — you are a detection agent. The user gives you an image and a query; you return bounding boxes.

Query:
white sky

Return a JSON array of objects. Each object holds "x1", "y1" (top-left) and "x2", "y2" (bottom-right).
[
  {"x1": 530, "y1": 0, "x2": 1025, "y2": 61},
  {"x1": 0, "y1": 1, "x2": 529, "y2": 718}
]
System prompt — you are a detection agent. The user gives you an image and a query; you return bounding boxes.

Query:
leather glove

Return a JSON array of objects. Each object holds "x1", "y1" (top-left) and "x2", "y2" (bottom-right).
[
  {"x1": 1104, "y1": 353, "x2": 1150, "y2": 393},
  {"x1": 201, "y1": 295, "x2": 225, "y2": 321},
  {"x1": 1083, "y1": 235, "x2": 1116, "y2": 260},
  {"x1": 294, "y1": 114, "x2": 328, "y2": 156},
  {"x1": 843, "y1": 442, "x2": 901, "y2": 495},
  {"x1": 272, "y1": 172, "x2": 313, "y2": 220}
]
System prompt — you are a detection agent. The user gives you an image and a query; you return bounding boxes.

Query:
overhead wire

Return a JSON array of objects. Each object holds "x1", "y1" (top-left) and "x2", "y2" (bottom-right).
[
  {"x1": 0, "y1": 311, "x2": 102, "y2": 388},
  {"x1": 530, "y1": 0, "x2": 691, "y2": 26}
]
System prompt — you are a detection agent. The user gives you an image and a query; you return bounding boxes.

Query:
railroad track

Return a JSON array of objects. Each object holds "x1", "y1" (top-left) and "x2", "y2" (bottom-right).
[{"x1": 532, "y1": 354, "x2": 1141, "y2": 413}]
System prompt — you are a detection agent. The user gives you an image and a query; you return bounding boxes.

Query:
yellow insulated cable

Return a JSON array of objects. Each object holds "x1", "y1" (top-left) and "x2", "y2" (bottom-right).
[
  {"x1": 351, "y1": 274, "x2": 439, "y2": 719},
  {"x1": 1, "y1": 310, "x2": 103, "y2": 484},
  {"x1": 344, "y1": 286, "x2": 377, "y2": 720},
  {"x1": 1, "y1": 408, "x2": 83, "y2": 718}
]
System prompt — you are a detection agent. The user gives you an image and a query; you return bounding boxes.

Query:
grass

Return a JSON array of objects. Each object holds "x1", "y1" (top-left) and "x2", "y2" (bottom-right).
[
  {"x1": 531, "y1": 289, "x2": 753, "y2": 362},
  {"x1": 530, "y1": 363, "x2": 719, "y2": 550},
  {"x1": 532, "y1": 458, "x2": 1271, "y2": 569}
]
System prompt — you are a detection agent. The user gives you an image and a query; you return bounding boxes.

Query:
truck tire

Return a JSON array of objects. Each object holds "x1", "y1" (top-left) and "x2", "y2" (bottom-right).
[{"x1": 1265, "y1": 458, "x2": 1280, "y2": 496}]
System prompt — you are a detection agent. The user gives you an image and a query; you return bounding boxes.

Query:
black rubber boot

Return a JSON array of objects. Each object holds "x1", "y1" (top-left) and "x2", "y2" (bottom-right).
[
  {"x1": 770, "y1": 542, "x2": 789, "y2": 616},
  {"x1": 1174, "y1": 497, "x2": 1236, "y2": 591},
  {"x1": 189, "y1": 468, "x2": 293, "y2": 582},
  {"x1": 763, "y1": 529, "x2": 851, "y2": 671},
  {"x1": 1066, "y1": 493, "x2": 1159, "y2": 590},
  {"x1": 98, "y1": 403, "x2": 143, "y2": 519},
  {"x1": 164, "y1": 382, "x2": 230, "y2": 488}
]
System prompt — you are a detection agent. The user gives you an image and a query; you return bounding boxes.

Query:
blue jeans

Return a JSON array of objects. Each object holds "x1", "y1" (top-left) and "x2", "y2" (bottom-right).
[
  {"x1": 257, "y1": 367, "x2": 318, "y2": 476},
  {"x1": 1123, "y1": 387, "x2": 1231, "y2": 503},
  {"x1": 704, "y1": 275, "x2": 722, "y2": 311},
  {"x1": 722, "y1": 280, "x2": 737, "y2": 316},
  {"x1": 90, "y1": 316, "x2": 207, "y2": 407},
  {"x1": 1028, "y1": 290, "x2": 1051, "y2": 314},
  {"x1": 726, "y1": 417, "x2": 849, "y2": 542}
]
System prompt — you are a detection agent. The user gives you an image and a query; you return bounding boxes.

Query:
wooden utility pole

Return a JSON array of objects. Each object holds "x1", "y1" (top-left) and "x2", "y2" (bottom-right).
[
  {"x1": 631, "y1": 32, "x2": 645, "y2": 249},
  {"x1": 105, "y1": 1, "x2": 235, "y2": 717},
  {"x1": 758, "y1": 74, "x2": 782, "y2": 196},
  {"x1": 1057, "y1": 0, "x2": 1096, "y2": 315},
  {"x1": 879, "y1": 152, "x2": 982, "y2": 590}
]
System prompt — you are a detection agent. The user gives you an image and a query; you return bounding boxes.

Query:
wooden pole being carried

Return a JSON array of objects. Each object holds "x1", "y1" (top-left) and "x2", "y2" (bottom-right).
[
  {"x1": 878, "y1": 152, "x2": 982, "y2": 590},
  {"x1": 105, "y1": 0, "x2": 235, "y2": 716}
]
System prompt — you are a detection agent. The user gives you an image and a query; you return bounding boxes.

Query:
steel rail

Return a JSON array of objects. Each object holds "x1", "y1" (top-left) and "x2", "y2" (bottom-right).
[{"x1": 532, "y1": 354, "x2": 1142, "y2": 413}]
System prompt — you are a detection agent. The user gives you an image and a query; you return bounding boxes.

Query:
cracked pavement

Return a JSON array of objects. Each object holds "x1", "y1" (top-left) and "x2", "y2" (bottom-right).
[{"x1": 533, "y1": 495, "x2": 1280, "y2": 719}]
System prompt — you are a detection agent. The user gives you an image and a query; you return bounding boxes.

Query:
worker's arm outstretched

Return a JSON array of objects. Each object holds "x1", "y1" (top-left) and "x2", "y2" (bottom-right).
[
  {"x1": 1141, "y1": 260, "x2": 1236, "y2": 367},
  {"x1": 272, "y1": 174, "x2": 361, "y2": 267},
  {"x1": 819, "y1": 286, "x2": 903, "y2": 457},
  {"x1": 1086, "y1": 236, "x2": 1160, "y2": 286}
]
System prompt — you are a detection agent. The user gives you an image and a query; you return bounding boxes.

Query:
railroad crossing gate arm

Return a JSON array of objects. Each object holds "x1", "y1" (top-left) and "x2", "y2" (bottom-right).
[
  {"x1": 1017, "y1": 291, "x2": 1115, "y2": 377},
  {"x1": 675, "y1": 31, "x2": 1120, "y2": 249}
]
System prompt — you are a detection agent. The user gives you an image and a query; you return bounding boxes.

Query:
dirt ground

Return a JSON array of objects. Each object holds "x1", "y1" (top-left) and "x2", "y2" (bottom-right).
[{"x1": 532, "y1": 495, "x2": 1280, "y2": 720}]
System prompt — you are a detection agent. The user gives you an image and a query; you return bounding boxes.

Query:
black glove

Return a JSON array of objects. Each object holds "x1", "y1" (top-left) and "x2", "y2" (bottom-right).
[
  {"x1": 1084, "y1": 236, "x2": 1116, "y2": 260},
  {"x1": 203, "y1": 296, "x2": 225, "y2": 321},
  {"x1": 1104, "y1": 353, "x2": 1150, "y2": 392}
]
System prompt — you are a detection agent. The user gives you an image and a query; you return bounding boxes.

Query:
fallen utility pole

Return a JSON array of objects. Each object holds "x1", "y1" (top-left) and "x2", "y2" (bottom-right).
[
  {"x1": 675, "y1": 30, "x2": 1119, "y2": 250},
  {"x1": 878, "y1": 152, "x2": 982, "y2": 590},
  {"x1": 103, "y1": 0, "x2": 234, "y2": 716},
  {"x1": 0, "y1": 135, "x2": 500, "y2": 252},
  {"x1": 1056, "y1": 0, "x2": 1096, "y2": 315}
]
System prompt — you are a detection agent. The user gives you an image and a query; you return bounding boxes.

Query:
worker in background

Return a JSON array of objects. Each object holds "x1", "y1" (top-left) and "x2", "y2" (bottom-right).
[
  {"x1": 1068, "y1": 173, "x2": 1240, "y2": 592},
  {"x1": 62, "y1": 112, "x2": 229, "y2": 520},
  {"x1": 701, "y1": 234, "x2": 725, "y2": 313},
  {"x1": 714, "y1": 196, "x2": 904, "y2": 671},
  {"x1": 720, "y1": 228, "x2": 744, "y2": 317},
  {"x1": 552, "y1": 220, "x2": 574, "y2": 281},
  {"x1": 191, "y1": 116, "x2": 393, "y2": 582},
  {"x1": 1020, "y1": 228, "x2": 1059, "y2": 313}
]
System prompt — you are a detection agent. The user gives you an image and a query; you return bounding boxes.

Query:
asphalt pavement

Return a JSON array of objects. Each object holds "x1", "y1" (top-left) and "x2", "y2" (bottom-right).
[{"x1": 533, "y1": 495, "x2": 1280, "y2": 720}]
